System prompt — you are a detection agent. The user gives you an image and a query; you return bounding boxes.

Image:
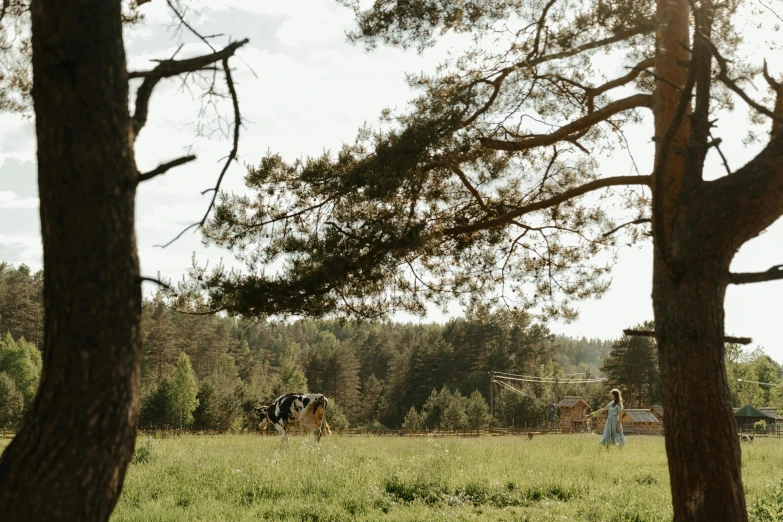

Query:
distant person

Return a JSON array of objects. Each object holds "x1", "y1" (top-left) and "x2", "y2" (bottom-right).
[{"x1": 589, "y1": 389, "x2": 626, "y2": 447}]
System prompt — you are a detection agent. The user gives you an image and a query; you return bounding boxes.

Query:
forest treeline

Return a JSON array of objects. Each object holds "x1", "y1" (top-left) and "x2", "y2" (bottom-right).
[{"x1": 0, "y1": 262, "x2": 781, "y2": 431}]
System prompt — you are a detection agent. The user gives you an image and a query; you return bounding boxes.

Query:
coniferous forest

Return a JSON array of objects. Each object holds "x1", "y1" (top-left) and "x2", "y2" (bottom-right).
[{"x1": 1, "y1": 262, "x2": 781, "y2": 432}]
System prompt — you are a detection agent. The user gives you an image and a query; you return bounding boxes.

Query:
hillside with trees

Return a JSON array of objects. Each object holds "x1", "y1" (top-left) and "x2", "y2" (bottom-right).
[{"x1": 1, "y1": 262, "x2": 779, "y2": 433}]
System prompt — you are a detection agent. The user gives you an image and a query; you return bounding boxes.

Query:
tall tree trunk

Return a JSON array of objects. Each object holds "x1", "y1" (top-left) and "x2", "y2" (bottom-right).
[
  {"x1": 0, "y1": 1, "x2": 141, "y2": 520},
  {"x1": 651, "y1": 0, "x2": 748, "y2": 519},
  {"x1": 654, "y1": 256, "x2": 746, "y2": 521}
]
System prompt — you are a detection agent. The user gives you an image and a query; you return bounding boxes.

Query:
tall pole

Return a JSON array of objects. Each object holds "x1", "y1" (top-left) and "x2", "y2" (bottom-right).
[{"x1": 489, "y1": 371, "x2": 494, "y2": 427}]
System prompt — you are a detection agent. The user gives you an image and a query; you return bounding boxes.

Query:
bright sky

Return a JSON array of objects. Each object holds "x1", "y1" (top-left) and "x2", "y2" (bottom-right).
[{"x1": 0, "y1": 1, "x2": 781, "y2": 361}]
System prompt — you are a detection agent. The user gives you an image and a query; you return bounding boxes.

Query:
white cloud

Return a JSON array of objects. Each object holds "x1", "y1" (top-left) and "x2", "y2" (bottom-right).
[
  {"x1": 0, "y1": 191, "x2": 38, "y2": 209},
  {"x1": 275, "y1": 5, "x2": 353, "y2": 47},
  {"x1": 0, "y1": 234, "x2": 41, "y2": 248}
]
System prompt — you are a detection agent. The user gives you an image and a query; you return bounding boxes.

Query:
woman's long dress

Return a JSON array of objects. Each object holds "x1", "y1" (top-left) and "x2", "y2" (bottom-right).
[{"x1": 600, "y1": 401, "x2": 626, "y2": 446}]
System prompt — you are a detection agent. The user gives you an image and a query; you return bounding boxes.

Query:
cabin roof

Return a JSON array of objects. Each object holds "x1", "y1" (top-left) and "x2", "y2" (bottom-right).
[
  {"x1": 758, "y1": 407, "x2": 781, "y2": 420},
  {"x1": 556, "y1": 396, "x2": 589, "y2": 408},
  {"x1": 734, "y1": 405, "x2": 772, "y2": 418},
  {"x1": 622, "y1": 409, "x2": 660, "y2": 423}
]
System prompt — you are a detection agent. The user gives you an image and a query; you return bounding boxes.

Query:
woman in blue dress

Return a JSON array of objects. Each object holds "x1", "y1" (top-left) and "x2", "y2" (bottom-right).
[{"x1": 590, "y1": 389, "x2": 626, "y2": 447}]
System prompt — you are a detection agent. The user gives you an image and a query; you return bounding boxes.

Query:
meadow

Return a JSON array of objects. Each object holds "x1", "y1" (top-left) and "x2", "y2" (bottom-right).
[{"x1": 3, "y1": 433, "x2": 783, "y2": 521}]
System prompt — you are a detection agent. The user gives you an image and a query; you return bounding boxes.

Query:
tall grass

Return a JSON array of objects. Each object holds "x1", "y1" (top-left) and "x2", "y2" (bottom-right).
[
  {"x1": 114, "y1": 434, "x2": 783, "y2": 521},
  {"x1": 3, "y1": 434, "x2": 783, "y2": 520}
]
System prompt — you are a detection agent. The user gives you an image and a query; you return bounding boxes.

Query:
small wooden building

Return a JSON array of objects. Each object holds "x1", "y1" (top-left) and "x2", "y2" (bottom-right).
[
  {"x1": 556, "y1": 396, "x2": 591, "y2": 433},
  {"x1": 595, "y1": 408, "x2": 661, "y2": 433},
  {"x1": 758, "y1": 407, "x2": 781, "y2": 423},
  {"x1": 734, "y1": 405, "x2": 775, "y2": 430},
  {"x1": 650, "y1": 405, "x2": 664, "y2": 422},
  {"x1": 621, "y1": 409, "x2": 661, "y2": 430}
]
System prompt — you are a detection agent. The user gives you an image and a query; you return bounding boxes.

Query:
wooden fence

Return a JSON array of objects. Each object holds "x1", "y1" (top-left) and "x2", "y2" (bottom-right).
[
  {"x1": 6, "y1": 425, "x2": 782, "y2": 440},
  {"x1": 134, "y1": 427, "x2": 550, "y2": 438}
]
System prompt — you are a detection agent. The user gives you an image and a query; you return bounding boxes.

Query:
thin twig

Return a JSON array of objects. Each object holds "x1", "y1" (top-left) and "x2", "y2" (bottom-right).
[
  {"x1": 166, "y1": 0, "x2": 215, "y2": 52},
  {"x1": 158, "y1": 58, "x2": 241, "y2": 248},
  {"x1": 709, "y1": 130, "x2": 732, "y2": 175}
]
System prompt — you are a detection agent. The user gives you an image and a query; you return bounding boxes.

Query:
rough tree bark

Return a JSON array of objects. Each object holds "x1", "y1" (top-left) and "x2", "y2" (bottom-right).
[
  {"x1": 0, "y1": 0, "x2": 142, "y2": 520},
  {"x1": 652, "y1": 0, "x2": 783, "y2": 519}
]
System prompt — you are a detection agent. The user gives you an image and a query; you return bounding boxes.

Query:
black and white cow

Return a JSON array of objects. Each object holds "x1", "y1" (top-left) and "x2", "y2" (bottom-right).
[{"x1": 255, "y1": 393, "x2": 331, "y2": 444}]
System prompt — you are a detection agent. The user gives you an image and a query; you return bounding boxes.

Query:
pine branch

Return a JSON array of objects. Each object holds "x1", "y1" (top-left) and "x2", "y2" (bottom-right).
[
  {"x1": 729, "y1": 264, "x2": 783, "y2": 285},
  {"x1": 130, "y1": 38, "x2": 249, "y2": 139},
  {"x1": 451, "y1": 163, "x2": 494, "y2": 215},
  {"x1": 602, "y1": 218, "x2": 651, "y2": 238},
  {"x1": 696, "y1": 33, "x2": 783, "y2": 125},
  {"x1": 140, "y1": 276, "x2": 173, "y2": 291},
  {"x1": 442, "y1": 175, "x2": 651, "y2": 235},
  {"x1": 461, "y1": 23, "x2": 655, "y2": 127},
  {"x1": 623, "y1": 329, "x2": 752, "y2": 345},
  {"x1": 479, "y1": 94, "x2": 651, "y2": 152},
  {"x1": 763, "y1": 60, "x2": 783, "y2": 138},
  {"x1": 587, "y1": 58, "x2": 655, "y2": 108},
  {"x1": 137, "y1": 155, "x2": 196, "y2": 184}
]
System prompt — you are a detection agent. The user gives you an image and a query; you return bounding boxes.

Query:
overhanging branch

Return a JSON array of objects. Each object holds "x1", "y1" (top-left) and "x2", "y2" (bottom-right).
[
  {"x1": 623, "y1": 329, "x2": 752, "y2": 345},
  {"x1": 479, "y1": 94, "x2": 651, "y2": 152},
  {"x1": 137, "y1": 155, "x2": 196, "y2": 184},
  {"x1": 729, "y1": 264, "x2": 783, "y2": 285},
  {"x1": 696, "y1": 34, "x2": 783, "y2": 126},
  {"x1": 587, "y1": 58, "x2": 655, "y2": 108},
  {"x1": 130, "y1": 38, "x2": 249, "y2": 139},
  {"x1": 602, "y1": 218, "x2": 651, "y2": 238},
  {"x1": 442, "y1": 175, "x2": 651, "y2": 235},
  {"x1": 461, "y1": 24, "x2": 655, "y2": 128}
]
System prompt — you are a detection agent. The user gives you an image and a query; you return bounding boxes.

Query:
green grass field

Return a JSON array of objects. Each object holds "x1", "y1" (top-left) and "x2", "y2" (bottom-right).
[{"x1": 3, "y1": 434, "x2": 783, "y2": 521}]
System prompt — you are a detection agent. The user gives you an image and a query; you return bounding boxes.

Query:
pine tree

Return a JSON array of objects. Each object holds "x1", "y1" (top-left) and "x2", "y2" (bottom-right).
[
  {"x1": 170, "y1": 352, "x2": 199, "y2": 430},
  {"x1": 138, "y1": 379, "x2": 174, "y2": 429},
  {"x1": 359, "y1": 374, "x2": 385, "y2": 426},
  {"x1": 192, "y1": 382, "x2": 220, "y2": 430},
  {"x1": 602, "y1": 324, "x2": 660, "y2": 408},
  {"x1": 0, "y1": 372, "x2": 24, "y2": 429},
  {"x1": 402, "y1": 406, "x2": 424, "y2": 429},
  {"x1": 141, "y1": 296, "x2": 177, "y2": 386},
  {"x1": 464, "y1": 390, "x2": 491, "y2": 430},
  {"x1": 0, "y1": 334, "x2": 42, "y2": 410}
]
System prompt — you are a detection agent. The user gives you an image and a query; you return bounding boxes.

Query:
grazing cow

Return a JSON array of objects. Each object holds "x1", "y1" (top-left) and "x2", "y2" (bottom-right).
[
  {"x1": 256, "y1": 393, "x2": 330, "y2": 444},
  {"x1": 739, "y1": 434, "x2": 754, "y2": 443},
  {"x1": 527, "y1": 432, "x2": 534, "y2": 440}
]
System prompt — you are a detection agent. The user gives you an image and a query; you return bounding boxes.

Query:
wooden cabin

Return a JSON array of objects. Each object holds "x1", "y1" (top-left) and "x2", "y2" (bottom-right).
[
  {"x1": 556, "y1": 396, "x2": 591, "y2": 433},
  {"x1": 650, "y1": 405, "x2": 664, "y2": 422},
  {"x1": 758, "y1": 407, "x2": 781, "y2": 423},
  {"x1": 621, "y1": 409, "x2": 662, "y2": 431},
  {"x1": 735, "y1": 405, "x2": 777, "y2": 431},
  {"x1": 595, "y1": 408, "x2": 661, "y2": 433}
]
